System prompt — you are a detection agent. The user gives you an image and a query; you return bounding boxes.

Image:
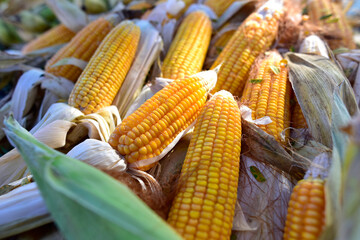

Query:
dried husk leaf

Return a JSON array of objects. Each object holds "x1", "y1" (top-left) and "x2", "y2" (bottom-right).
[
  {"x1": 242, "y1": 118, "x2": 308, "y2": 180},
  {"x1": 49, "y1": 57, "x2": 88, "y2": 70},
  {"x1": 46, "y1": 0, "x2": 88, "y2": 32},
  {"x1": 0, "y1": 120, "x2": 75, "y2": 187},
  {"x1": 232, "y1": 156, "x2": 293, "y2": 240},
  {"x1": 0, "y1": 182, "x2": 51, "y2": 239},
  {"x1": 286, "y1": 53, "x2": 358, "y2": 149},
  {"x1": 112, "y1": 20, "x2": 163, "y2": 119},
  {"x1": 213, "y1": 0, "x2": 254, "y2": 30},
  {"x1": 299, "y1": 35, "x2": 330, "y2": 58},
  {"x1": 67, "y1": 139, "x2": 126, "y2": 173}
]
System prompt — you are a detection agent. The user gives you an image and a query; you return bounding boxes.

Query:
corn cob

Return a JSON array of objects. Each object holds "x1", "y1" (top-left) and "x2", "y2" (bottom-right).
[
  {"x1": 241, "y1": 51, "x2": 290, "y2": 143},
  {"x1": 167, "y1": 90, "x2": 242, "y2": 240},
  {"x1": 108, "y1": 71, "x2": 217, "y2": 171},
  {"x1": 161, "y1": 11, "x2": 212, "y2": 80},
  {"x1": 307, "y1": 0, "x2": 355, "y2": 49},
  {"x1": 210, "y1": 2, "x2": 283, "y2": 97},
  {"x1": 292, "y1": 100, "x2": 308, "y2": 129},
  {"x1": 204, "y1": 0, "x2": 237, "y2": 17},
  {"x1": 84, "y1": 0, "x2": 108, "y2": 14},
  {"x1": 45, "y1": 17, "x2": 114, "y2": 82},
  {"x1": 68, "y1": 21, "x2": 140, "y2": 114},
  {"x1": 22, "y1": 24, "x2": 75, "y2": 54},
  {"x1": 283, "y1": 177, "x2": 325, "y2": 240}
]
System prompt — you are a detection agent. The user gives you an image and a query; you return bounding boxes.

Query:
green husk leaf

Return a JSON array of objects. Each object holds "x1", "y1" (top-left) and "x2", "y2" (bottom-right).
[
  {"x1": 326, "y1": 17, "x2": 339, "y2": 24},
  {"x1": 3, "y1": 116, "x2": 182, "y2": 240},
  {"x1": 249, "y1": 166, "x2": 266, "y2": 182},
  {"x1": 250, "y1": 79, "x2": 263, "y2": 84},
  {"x1": 320, "y1": 91, "x2": 351, "y2": 240},
  {"x1": 320, "y1": 13, "x2": 333, "y2": 20},
  {"x1": 270, "y1": 65, "x2": 280, "y2": 75},
  {"x1": 286, "y1": 53, "x2": 358, "y2": 149}
]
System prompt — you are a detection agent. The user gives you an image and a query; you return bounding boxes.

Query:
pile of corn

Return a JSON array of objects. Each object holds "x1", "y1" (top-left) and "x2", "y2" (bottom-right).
[{"x1": 0, "y1": 0, "x2": 359, "y2": 239}]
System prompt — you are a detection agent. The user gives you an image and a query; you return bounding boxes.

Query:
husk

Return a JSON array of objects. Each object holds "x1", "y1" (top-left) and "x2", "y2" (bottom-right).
[
  {"x1": 144, "y1": 0, "x2": 184, "y2": 53},
  {"x1": 67, "y1": 139, "x2": 126, "y2": 173},
  {"x1": 232, "y1": 155, "x2": 293, "y2": 240},
  {"x1": 3, "y1": 116, "x2": 182, "y2": 240},
  {"x1": 49, "y1": 57, "x2": 88, "y2": 70},
  {"x1": 10, "y1": 70, "x2": 74, "y2": 131},
  {"x1": 299, "y1": 35, "x2": 330, "y2": 59},
  {"x1": 242, "y1": 118, "x2": 309, "y2": 180},
  {"x1": 286, "y1": 53, "x2": 358, "y2": 149},
  {"x1": 0, "y1": 104, "x2": 121, "y2": 186},
  {"x1": 213, "y1": 0, "x2": 254, "y2": 30},
  {"x1": 0, "y1": 182, "x2": 51, "y2": 239},
  {"x1": 112, "y1": 20, "x2": 163, "y2": 119},
  {"x1": 46, "y1": 0, "x2": 88, "y2": 32}
]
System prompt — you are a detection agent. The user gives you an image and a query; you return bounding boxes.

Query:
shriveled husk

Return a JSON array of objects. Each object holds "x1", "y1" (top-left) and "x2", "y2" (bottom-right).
[
  {"x1": 143, "y1": 0, "x2": 185, "y2": 53},
  {"x1": 0, "y1": 182, "x2": 51, "y2": 239},
  {"x1": 336, "y1": 50, "x2": 360, "y2": 107},
  {"x1": 0, "y1": 104, "x2": 121, "y2": 187},
  {"x1": 286, "y1": 53, "x2": 358, "y2": 149},
  {"x1": 232, "y1": 155, "x2": 293, "y2": 240},
  {"x1": 8, "y1": 69, "x2": 74, "y2": 133},
  {"x1": 212, "y1": 0, "x2": 254, "y2": 30},
  {"x1": 299, "y1": 34, "x2": 330, "y2": 59},
  {"x1": 112, "y1": 20, "x2": 163, "y2": 119},
  {"x1": 46, "y1": 0, "x2": 88, "y2": 32},
  {"x1": 2, "y1": 116, "x2": 181, "y2": 239}
]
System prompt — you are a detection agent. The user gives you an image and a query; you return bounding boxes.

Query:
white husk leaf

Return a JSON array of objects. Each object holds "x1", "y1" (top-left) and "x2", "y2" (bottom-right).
[
  {"x1": 0, "y1": 105, "x2": 121, "y2": 186},
  {"x1": 46, "y1": 0, "x2": 88, "y2": 32},
  {"x1": 240, "y1": 105, "x2": 272, "y2": 125},
  {"x1": 299, "y1": 35, "x2": 330, "y2": 59},
  {"x1": 10, "y1": 70, "x2": 75, "y2": 130},
  {"x1": 124, "y1": 78, "x2": 173, "y2": 118},
  {"x1": 112, "y1": 20, "x2": 163, "y2": 119},
  {"x1": 233, "y1": 156, "x2": 293, "y2": 240},
  {"x1": 67, "y1": 139, "x2": 126, "y2": 172},
  {"x1": 0, "y1": 120, "x2": 75, "y2": 187},
  {"x1": 304, "y1": 152, "x2": 331, "y2": 179},
  {"x1": 214, "y1": 0, "x2": 252, "y2": 29},
  {"x1": 0, "y1": 182, "x2": 51, "y2": 239}
]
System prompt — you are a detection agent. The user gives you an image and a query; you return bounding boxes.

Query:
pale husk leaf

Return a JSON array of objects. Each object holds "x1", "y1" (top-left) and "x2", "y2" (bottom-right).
[
  {"x1": 112, "y1": 20, "x2": 163, "y2": 119},
  {"x1": 67, "y1": 139, "x2": 126, "y2": 173},
  {"x1": 46, "y1": 0, "x2": 88, "y2": 32},
  {"x1": 299, "y1": 35, "x2": 330, "y2": 58},
  {"x1": 233, "y1": 156, "x2": 293, "y2": 240},
  {"x1": 0, "y1": 120, "x2": 75, "y2": 187},
  {"x1": 286, "y1": 53, "x2": 358, "y2": 149},
  {"x1": 0, "y1": 182, "x2": 51, "y2": 239}
]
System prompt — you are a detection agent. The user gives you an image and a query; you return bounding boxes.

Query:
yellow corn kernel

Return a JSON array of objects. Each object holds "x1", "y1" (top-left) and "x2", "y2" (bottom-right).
[
  {"x1": 108, "y1": 72, "x2": 216, "y2": 171},
  {"x1": 167, "y1": 90, "x2": 242, "y2": 240},
  {"x1": 68, "y1": 21, "x2": 140, "y2": 114},
  {"x1": 45, "y1": 17, "x2": 114, "y2": 82},
  {"x1": 241, "y1": 51, "x2": 290, "y2": 143},
  {"x1": 22, "y1": 24, "x2": 75, "y2": 54},
  {"x1": 161, "y1": 11, "x2": 212, "y2": 80},
  {"x1": 210, "y1": 5, "x2": 283, "y2": 97},
  {"x1": 204, "y1": 0, "x2": 237, "y2": 16},
  {"x1": 292, "y1": 100, "x2": 308, "y2": 129},
  {"x1": 283, "y1": 178, "x2": 325, "y2": 240}
]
